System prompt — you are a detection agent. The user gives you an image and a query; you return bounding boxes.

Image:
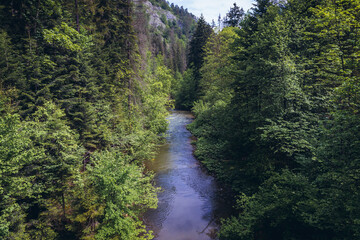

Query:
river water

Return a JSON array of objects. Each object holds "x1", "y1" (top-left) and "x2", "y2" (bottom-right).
[{"x1": 144, "y1": 111, "x2": 225, "y2": 240}]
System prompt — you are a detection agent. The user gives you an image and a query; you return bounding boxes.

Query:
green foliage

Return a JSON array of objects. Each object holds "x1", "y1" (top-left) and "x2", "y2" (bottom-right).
[
  {"x1": 188, "y1": 15, "x2": 213, "y2": 73},
  {"x1": 0, "y1": 111, "x2": 32, "y2": 239},
  {"x1": 199, "y1": 27, "x2": 238, "y2": 103},
  {"x1": 142, "y1": 55, "x2": 173, "y2": 134},
  {"x1": 27, "y1": 102, "x2": 81, "y2": 197},
  {"x1": 186, "y1": 27, "x2": 240, "y2": 184},
  {"x1": 174, "y1": 69, "x2": 197, "y2": 109},
  {"x1": 311, "y1": 111, "x2": 360, "y2": 238},
  {"x1": 183, "y1": 0, "x2": 360, "y2": 239},
  {"x1": 220, "y1": 171, "x2": 320, "y2": 240},
  {"x1": 0, "y1": 0, "x2": 176, "y2": 238},
  {"x1": 149, "y1": 0, "x2": 171, "y2": 11},
  {"x1": 87, "y1": 151, "x2": 157, "y2": 240},
  {"x1": 224, "y1": 3, "x2": 245, "y2": 27},
  {"x1": 175, "y1": 15, "x2": 213, "y2": 109},
  {"x1": 0, "y1": 30, "x2": 23, "y2": 90},
  {"x1": 43, "y1": 22, "x2": 92, "y2": 52}
]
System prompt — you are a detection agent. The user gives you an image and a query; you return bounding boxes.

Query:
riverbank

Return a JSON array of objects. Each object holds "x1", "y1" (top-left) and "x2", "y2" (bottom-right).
[{"x1": 144, "y1": 111, "x2": 226, "y2": 240}]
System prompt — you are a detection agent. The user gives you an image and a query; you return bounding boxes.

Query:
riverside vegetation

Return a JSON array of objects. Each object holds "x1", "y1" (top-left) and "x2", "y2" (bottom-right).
[
  {"x1": 1, "y1": 0, "x2": 360, "y2": 239},
  {"x1": 177, "y1": 0, "x2": 360, "y2": 239},
  {"x1": 0, "y1": 0, "x2": 195, "y2": 239}
]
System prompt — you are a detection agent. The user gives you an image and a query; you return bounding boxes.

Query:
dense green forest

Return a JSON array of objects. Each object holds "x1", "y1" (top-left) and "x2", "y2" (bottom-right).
[
  {"x1": 177, "y1": 0, "x2": 360, "y2": 239},
  {"x1": 1, "y1": 0, "x2": 360, "y2": 239},
  {"x1": 0, "y1": 0, "x2": 195, "y2": 239}
]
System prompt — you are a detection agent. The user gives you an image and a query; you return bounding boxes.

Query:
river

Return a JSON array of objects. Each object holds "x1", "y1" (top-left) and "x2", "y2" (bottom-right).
[{"x1": 144, "y1": 111, "x2": 226, "y2": 240}]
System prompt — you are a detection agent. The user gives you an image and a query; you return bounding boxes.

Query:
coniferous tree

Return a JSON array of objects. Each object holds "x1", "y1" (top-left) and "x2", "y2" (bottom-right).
[
  {"x1": 0, "y1": 94, "x2": 34, "y2": 239},
  {"x1": 177, "y1": 14, "x2": 213, "y2": 108},
  {"x1": 224, "y1": 3, "x2": 244, "y2": 27},
  {"x1": 185, "y1": 0, "x2": 360, "y2": 238},
  {"x1": 0, "y1": 0, "x2": 179, "y2": 238},
  {"x1": 188, "y1": 15, "x2": 213, "y2": 74}
]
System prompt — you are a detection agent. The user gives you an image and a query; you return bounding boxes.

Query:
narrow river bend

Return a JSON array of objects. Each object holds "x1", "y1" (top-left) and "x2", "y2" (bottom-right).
[{"x1": 144, "y1": 111, "x2": 223, "y2": 240}]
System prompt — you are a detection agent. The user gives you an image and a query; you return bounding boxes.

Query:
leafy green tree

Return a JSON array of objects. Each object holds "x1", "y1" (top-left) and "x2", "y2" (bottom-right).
[
  {"x1": 87, "y1": 151, "x2": 157, "y2": 240},
  {"x1": 142, "y1": 54, "x2": 173, "y2": 135},
  {"x1": 199, "y1": 27, "x2": 238, "y2": 102},
  {"x1": 188, "y1": 27, "x2": 239, "y2": 179},
  {"x1": 0, "y1": 0, "x2": 194, "y2": 239},
  {"x1": 309, "y1": 112, "x2": 360, "y2": 239},
  {"x1": 226, "y1": 3, "x2": 315, "y2": 189},
  {"x1": 21, "y1": 102, "x2": 82, "y2": 238},
  {"x1": 216, "y1": 0, "x2": 360, "y2": 238},
  {"x1": 220, "y1": 170, "x2": 321, "y2": 240},
  {"x1": 174, "y1": 69, "x2": 197, "y2": 109},
  {"x1": 308, "y1": 0, "x2": 360, "y2": 110},
  {"x1": 0, "y1": 95, "x2": 33, "y2": 239}
]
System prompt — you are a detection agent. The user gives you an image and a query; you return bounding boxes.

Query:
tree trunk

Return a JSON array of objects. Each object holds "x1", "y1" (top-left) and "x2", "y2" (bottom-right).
[
  {"x1": 62, "y1": 191, "x2": 66, "y2": 219},
  {"x1": 126, "y1": 0, "x2": 132, "y2": 111},
  {"x1": 11, "y1": 0, "x2": 14, "y2": 16},
  {"x1": 75, "y1": 0, "x2": 80, "y2": 32},
  {"x1": 34, "y1": 0, "x2": 40, "y2": 34},
  {"x1": 27, "y1": 27, "x2": 32, "y2": 52}
]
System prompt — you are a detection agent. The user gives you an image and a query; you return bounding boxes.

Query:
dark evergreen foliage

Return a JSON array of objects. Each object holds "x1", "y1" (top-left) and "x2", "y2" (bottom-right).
[
  {"x1": 175, "y1": 15, "x2": 213, "y2": 109},
  {"x1": 0, "y1": 0, "x2": 178, "y2": 238},
  {"x1": 224, "y1": 3, "x2": 244, "y2": 27},
  {"x1": 2, "y1": 0, "x2": 360, "y2": 238},
  {"x1": 183, "y1": 0, "x2": 360, "y2": 239}
]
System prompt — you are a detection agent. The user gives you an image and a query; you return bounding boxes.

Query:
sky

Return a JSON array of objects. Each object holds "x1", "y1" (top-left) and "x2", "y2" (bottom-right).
[{"x1": 169, "y1": 0, "x2": 255, "y2": 23}]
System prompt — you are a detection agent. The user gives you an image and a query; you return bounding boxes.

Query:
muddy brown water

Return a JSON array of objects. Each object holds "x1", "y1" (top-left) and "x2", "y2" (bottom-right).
[{"x1": 144, "y1": 111, "x2": 230, "y2": 240}]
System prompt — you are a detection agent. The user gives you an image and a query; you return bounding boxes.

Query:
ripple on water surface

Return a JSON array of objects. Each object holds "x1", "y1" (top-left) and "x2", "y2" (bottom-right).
[{"x1": 144, "y1": 111, "x2": 221, "y2": 240}]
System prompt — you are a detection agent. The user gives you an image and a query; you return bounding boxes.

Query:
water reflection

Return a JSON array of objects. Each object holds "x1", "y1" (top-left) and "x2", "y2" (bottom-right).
[{"x1": 144, "y1": 111, "x2": 220, "y2": 240}]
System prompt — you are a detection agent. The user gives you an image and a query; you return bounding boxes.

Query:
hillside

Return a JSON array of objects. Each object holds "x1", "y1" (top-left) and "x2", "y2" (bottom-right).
[
  {"x1": 0, "y1": 0, "x2": 195, "y2": 239},
  {"x1": 133, "y1": 0, "x2": 196, "y2": 73}
]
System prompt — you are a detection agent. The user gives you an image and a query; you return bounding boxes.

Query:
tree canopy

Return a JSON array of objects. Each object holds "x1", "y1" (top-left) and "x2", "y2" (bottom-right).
[
  {"x1": 183, "y1": 0, "x2": 360, "y2": 239},
  {"x1": 0, "y1": 0, "x2": 193, "y2": 238}
]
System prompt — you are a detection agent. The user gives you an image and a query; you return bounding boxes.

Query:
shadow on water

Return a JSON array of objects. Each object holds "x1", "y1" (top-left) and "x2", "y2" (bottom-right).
[{"x1": 144, "y1": 111, "x2": 232, "y2": 240}]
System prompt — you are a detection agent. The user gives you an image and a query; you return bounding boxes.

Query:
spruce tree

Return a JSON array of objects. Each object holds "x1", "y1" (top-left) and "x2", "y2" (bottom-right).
[
  {"x1": 186, "y1": 15, "x2": 213, "y2": 106},
  {"x1": 188, "y1": 15, "x2": 213, "y2": 73},
  {"x1": 224, "y1": 3, "x2": 244, "y2": 27}
]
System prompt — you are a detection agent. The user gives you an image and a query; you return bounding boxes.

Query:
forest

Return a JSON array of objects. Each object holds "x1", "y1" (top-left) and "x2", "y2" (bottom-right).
[
  {"x1": 178, "y1": 0, "x2": 360, "y2": 239},
  {"x1": 0, "y1": 0, "x2": 194, "y2": 239},
  {"x1": 0, "y1": 0, "x2": 359, "y2": 239}
]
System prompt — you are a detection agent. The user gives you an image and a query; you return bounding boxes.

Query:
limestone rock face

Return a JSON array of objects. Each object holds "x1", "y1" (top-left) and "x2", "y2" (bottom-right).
[{"x1": 134, "y1": 0, "x2": 178, "y2": 30}]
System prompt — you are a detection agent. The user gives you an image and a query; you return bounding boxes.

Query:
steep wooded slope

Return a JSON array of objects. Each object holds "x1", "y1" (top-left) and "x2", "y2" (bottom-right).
[{"x1": 0, "y1": 0, "x2": 194, "y2": 239}]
